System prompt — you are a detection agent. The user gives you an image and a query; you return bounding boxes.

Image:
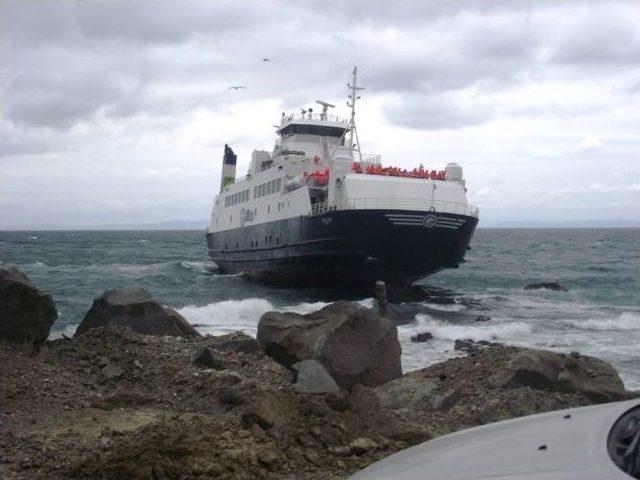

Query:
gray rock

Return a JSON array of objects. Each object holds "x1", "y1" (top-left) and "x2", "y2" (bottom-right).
[
  {"x1": 257, "y1": 301, "x2": 402, "y2": 389},
  {"x1": 454, "y1": 339, "x2": 499, "y2": 355},
  {"x1": 241, "y1": 390, "x2": 297, "y2": 430},
  {"x1": 102, "y1": 362, "x2": 125, "y2": 380},
  {"x1": 501, "y1": 349, "x2": 627, "y2": 401},
  {"x1": 75, "y1": 287, "x2": 200, "y2": 337},
  {"x1": 349, "y1": 437, "x2": 378, "y2": 455},
  {"x1": 0, "y1": 265, "x2": 57, "y2": 346},
  {"x1": 411, "y1": 332, "x2": 433, "y2": 343},
  {"x1": 215, "y1": 336, "x2": 262, "y2": 354},
  {"x1": 292, "y1": 360, "x2": 340, "y2": 394},
  {"x1": 193, "y1": 347, "x2": 226, "y2": 370},
  {"x1": 524, "y1": 282, "x2": 568, "y2": 292},
  {"x1": 375, "y1": 373, "x2": 440, "y2": 410}
]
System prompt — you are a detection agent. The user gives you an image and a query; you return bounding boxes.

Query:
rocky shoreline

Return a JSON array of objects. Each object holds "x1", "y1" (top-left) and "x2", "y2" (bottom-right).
[{"x1": 0, "y1": 265, "x2": 636, "y2": 479}]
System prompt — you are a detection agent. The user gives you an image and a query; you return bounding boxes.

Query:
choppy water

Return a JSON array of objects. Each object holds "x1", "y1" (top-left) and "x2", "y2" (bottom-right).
[{"x1": 1, "y1": 229, "x2": 639, "y2": 389}]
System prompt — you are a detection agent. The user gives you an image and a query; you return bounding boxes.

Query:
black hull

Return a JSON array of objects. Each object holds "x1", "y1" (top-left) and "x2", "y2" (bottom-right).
[{"x1": 206, "y1": 209, "x2": 478, "y2": 293}]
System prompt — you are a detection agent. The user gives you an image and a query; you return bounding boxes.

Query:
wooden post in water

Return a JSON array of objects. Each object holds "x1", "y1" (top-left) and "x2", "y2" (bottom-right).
[{"x1": 375, "y1": 280, "x2": 388, "y2": 317}]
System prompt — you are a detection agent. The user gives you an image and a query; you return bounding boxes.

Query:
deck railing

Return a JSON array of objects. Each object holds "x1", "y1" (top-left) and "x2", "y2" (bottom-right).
[{"x1": 309, "y1": 197, "x2": 479, "y2": 218}]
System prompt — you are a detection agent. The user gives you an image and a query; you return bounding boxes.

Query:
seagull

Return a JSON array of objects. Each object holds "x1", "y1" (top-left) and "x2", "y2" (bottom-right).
[
  {"x1": 262, "y1": 58, "x2": 271, "y2": 62},
  {"x1": 229, "y1": 86, "x2": 246, "y2": 90}
]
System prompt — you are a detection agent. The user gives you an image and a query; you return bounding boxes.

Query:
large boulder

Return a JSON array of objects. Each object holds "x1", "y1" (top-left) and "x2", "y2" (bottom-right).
[
  {"x1": 502, "y1": 349, "x2": 626, "y2": 402},
  {"x1": 0, "y1": 265, "x2": 57, "y2": 346},
  {"x1": 257, "y1": 301, "x2": 402, "y2": 389},
  {"x1": 75, "y1": 287, "x2": 200, "y2": 337}
]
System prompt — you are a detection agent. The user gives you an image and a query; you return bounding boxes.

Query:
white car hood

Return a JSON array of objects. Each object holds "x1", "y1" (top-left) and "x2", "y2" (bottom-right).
[{"x1": 350, "y1": 400, "x2": 640, "y2": 480}]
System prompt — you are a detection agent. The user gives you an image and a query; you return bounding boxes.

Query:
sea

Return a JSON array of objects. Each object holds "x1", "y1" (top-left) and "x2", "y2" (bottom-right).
[{"x1": 1, "y1": 229, "x2": 639, "y2": 389}]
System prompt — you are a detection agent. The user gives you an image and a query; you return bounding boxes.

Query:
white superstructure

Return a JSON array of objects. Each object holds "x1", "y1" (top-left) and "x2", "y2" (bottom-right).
[{"x1": 208, "y1": 67, "x2": 478, "y2": 235}]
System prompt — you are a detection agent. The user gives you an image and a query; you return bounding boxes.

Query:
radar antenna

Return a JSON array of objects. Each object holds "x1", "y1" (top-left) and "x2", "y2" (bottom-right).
[
  {"x1": 315, "y1": 99, "x2": 335, "y2": 121},
  {"x1": 347, "y1": 66, "x2": 365, "y2": 163}
]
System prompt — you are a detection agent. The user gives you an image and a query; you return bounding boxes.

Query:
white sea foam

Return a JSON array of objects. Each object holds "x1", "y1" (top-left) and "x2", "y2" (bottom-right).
[
  {"x1": 563, "y1": 311, "x2": 640, "y2": 331},
  {"x1": 179, "y1": 261, "x2": 217, "y2": 274},
  {"x1": 411, "y1": 314, "x2": 533, "y2": 342},
  {"x1": 416, "y1": 302, "x2": 465, "y2": 312},
  {"x1": 179, "y1": 297, "x2": 372, "y2": 336},
  {"x1": 179, "y1": 298, "x2": 275, "y2": 335}
]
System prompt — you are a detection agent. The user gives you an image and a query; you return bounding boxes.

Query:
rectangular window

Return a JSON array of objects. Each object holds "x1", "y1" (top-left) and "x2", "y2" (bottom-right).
[{"x1": 276, "y1": 178, "x2": 282, "y2": 191}]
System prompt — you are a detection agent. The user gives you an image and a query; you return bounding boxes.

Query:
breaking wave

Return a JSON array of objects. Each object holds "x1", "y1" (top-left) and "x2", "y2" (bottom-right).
[
  {"x1": 563, "y1": 311, "x2": 640, "y2": 331},
  {"x1": 411, "y1": 314, "x2": 534, "y2": 342}
]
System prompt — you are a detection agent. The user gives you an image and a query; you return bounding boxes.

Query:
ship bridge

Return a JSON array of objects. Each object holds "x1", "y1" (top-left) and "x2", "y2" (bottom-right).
[{"x1": 277, "y1": 100, "x2": 350, "y2": 139}]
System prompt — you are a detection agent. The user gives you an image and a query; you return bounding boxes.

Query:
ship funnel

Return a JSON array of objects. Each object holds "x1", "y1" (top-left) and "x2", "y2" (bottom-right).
[{"x1": 220, "y1": 144, "x2": 237, "y2": 192}]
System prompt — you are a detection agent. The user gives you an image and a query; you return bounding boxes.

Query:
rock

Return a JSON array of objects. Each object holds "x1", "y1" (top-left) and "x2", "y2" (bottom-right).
[
  {"x1": 0, "y1": 265, "x2": 57, "y2": 346},
  {"x1": 349, "y1": 437, "x2": 378, "y2": 455},
  {"x1": 475, "y1": 315, "x2": 491, "y2": 322},
  {"x1": 257, "y1": 449, "x2": 280, "y2": 468},
  {"x1": 502, "y1": 348, "x2": 627, "y2": 401},
  {"x1": 101, "y1": 362, "x2": 125, "y2": 380},
  {"x1": 505, "y1": 351, "x2": 560, "y2": 390},
  {"x1": 193, "y1": 347, "x2": 227, "y2": 370},
  {"x1": 375, "y1": 373, "x2": 440, "y2": 410},
  {"x1": 292, "y1": 360, "x2": 340, "y2": 394},
  {"x1": 524, "y1": 282, "x2": 568, "y2": 292},
  {"x1": 242, "y1": 390, "x2": 297, "y2": 430},
  {"x1": 75, "y1": 287, "x2": 200, "y2": 337},
  {"x1": 410, "y1": 332, "x2": 433, "y2": 343},
  {"x1": 328, "y1": 445, "x2": 352, "y2": 457},
  {"x1": 215, "y1": 336, "x2": 262, "y2": 355},
  {"x1": 257, "y1": 301, "x2": 402, "y2": 389},
  {"x1": 454, "y1": 339, "x2": 500, "y2": 355},
  {"x1": 220, "y1": 386, "x2": 244, "y2": 407}
]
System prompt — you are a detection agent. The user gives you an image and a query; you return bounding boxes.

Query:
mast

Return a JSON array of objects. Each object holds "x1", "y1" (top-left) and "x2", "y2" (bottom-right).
[{"x1": 347, "y1": 66, "x2": 365, "y2": 163}]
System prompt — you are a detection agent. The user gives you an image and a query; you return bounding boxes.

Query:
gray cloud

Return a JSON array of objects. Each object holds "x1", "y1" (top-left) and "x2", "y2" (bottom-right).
[
  {"x1": 1, "y1": 0, "x2": 639, "y2": 227},
  {"x1": 384, "y1": 95, "x2": 493, "y2": 130},
  {"x1": 550, "y1": 7, "x2": 640, "y2": 65}
]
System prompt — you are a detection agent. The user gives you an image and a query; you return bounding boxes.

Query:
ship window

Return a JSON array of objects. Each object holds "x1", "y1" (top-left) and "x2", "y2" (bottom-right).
[
  {"x1": 269, "y1": 235, "x2": 273, "y2": 244},
  {"x1": 265, "y1": 236, "x2": 268, "y2": 244},
  {"x1": 236, "y1": 243, "x2": 239, "y2": 249},
  {"x1": 268, "y1": 205, "x2": 271, "y2": 214},
  {"x1": 277, "y1": 178, "x2": 282, "y2": 191},
  {"x1": 276, "y1": 236, "x2": 280, "y2": 244},
  {"x1": 280, "y1": 124, "x2": 346, "y2": 137},
  {"x1": 229, "y1": 214, "x2": 232, "y2": 222}
]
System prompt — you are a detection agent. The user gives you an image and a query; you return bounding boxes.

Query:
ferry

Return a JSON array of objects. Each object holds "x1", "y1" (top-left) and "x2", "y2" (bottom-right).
[{"x1": 206, "y1": 68, "x2": 479, "y2": 294}]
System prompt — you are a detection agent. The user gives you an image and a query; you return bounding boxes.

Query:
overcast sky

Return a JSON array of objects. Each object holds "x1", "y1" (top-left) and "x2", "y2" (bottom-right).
[{"x1": 1, "y1": 0, "x2": 639, "y2": 229}]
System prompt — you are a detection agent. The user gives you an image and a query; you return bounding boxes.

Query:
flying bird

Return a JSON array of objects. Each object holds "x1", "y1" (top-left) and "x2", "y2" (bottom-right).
[
  {"x1": 262, "y1": 58, "x2": 271, "y2": 62},
  {"x1": 228, "y1": 86, "x2": 247, "y2": 90}
]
